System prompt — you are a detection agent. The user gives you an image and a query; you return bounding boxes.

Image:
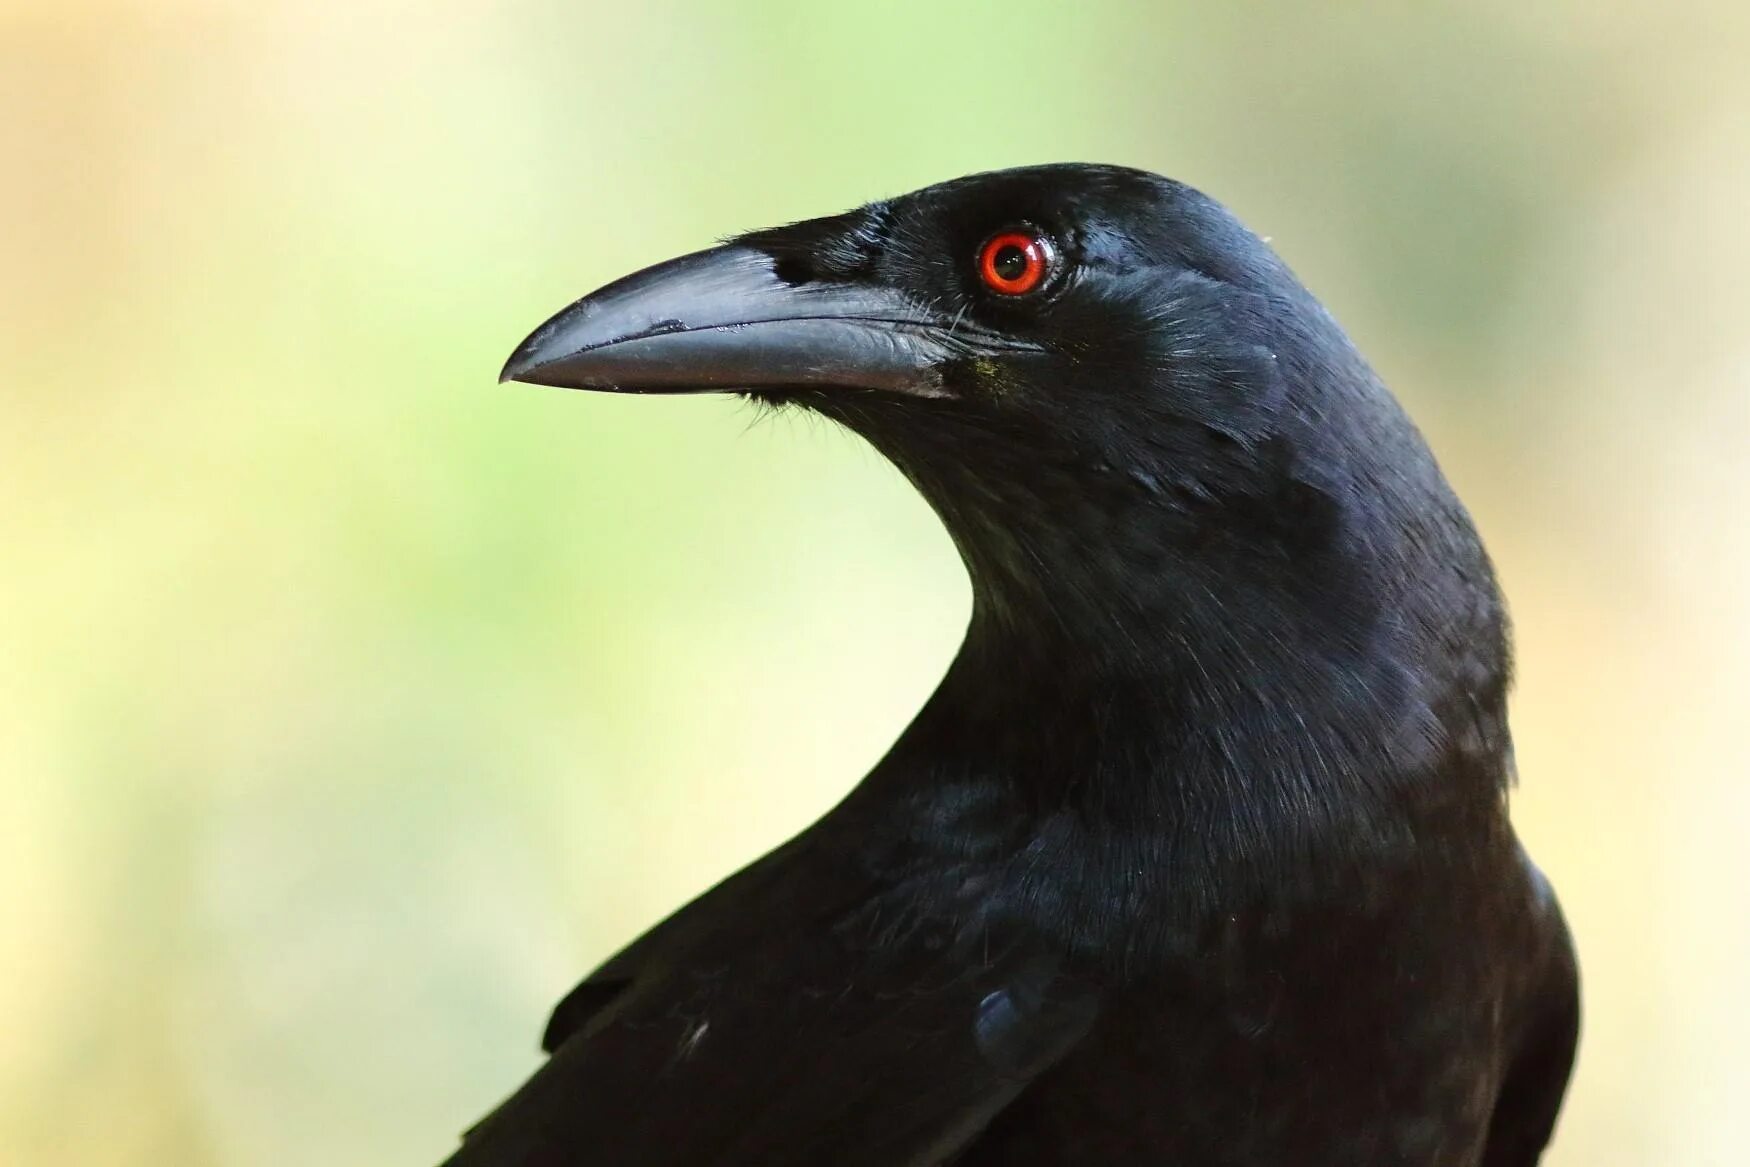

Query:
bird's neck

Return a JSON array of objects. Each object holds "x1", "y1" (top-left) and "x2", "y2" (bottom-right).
[
  {"x1": 865, "y1": 520, "x2": 1507, "y2": 867},
  {"x1": 822, "y1": 396, "x2": 1511, "y2": 857}
]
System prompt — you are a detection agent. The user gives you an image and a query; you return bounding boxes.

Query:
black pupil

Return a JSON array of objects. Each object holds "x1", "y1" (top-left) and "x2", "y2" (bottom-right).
[{"x1": 992, "y1": 243, "x2": 1029, "y2": 281}]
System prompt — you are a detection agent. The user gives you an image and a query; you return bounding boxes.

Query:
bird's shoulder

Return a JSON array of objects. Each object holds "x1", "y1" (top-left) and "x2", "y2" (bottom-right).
[
  {"x1": 539, "y1": 833, "x2": 815, "y2": 1052},
  {"x1": 542, "y1": 774, "x2": 1087, "y2": 1050},
  {"x1": 450, "y1": 820, "x2": 1102, "y2": 1167}
]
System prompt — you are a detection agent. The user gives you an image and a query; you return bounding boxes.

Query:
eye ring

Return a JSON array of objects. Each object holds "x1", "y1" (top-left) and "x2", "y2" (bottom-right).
[{"x1": 976, "y1": 228, "x2": 1054, "y2": 296}]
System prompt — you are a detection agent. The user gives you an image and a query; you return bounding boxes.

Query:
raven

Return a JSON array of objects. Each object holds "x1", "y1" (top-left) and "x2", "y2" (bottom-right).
[{"x1": 450, "y1": 164, "x2": 1577, "y2": 1165}]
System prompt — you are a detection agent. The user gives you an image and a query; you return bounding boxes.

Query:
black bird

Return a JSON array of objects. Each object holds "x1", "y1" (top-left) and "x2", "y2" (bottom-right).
[{"x1": 451, "y1": 164, "x2": 1577, "y2": 1166}]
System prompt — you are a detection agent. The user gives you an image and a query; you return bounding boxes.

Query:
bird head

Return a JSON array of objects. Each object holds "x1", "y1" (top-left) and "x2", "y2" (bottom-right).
[
  {"x1": 503, "y1": 164, "x2": 1507, "y2": 779},
  {"x1": 502, "y1": 165, "x2": 1303, "y2": 487}
]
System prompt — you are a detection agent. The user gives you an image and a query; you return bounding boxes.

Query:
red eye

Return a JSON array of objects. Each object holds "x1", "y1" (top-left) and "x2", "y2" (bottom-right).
[{"x1": 976, "y1": 229, "x2": 1053, "y2": 296}]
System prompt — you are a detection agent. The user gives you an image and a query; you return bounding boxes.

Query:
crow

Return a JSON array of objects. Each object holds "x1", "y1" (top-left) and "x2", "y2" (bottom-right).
[{"x1": 448, "y1": 163, "x2": 1577, "y2": 1165}]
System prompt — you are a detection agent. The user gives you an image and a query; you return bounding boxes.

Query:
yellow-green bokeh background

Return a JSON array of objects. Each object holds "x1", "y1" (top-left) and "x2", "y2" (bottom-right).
[{"x1": 4, "y1": 2, "x2": 1747, "y2": 1163}]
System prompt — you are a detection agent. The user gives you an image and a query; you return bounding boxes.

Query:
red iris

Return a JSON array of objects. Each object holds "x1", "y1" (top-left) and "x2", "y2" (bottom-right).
[{"x1": 977, "y1": 230, "x2": 1051, "y2": 296}]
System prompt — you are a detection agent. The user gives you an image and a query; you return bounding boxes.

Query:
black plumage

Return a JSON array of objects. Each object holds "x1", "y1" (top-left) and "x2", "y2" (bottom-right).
[{"x1": 451, "y1": 163, "x2": 1577, "y2": 1165}]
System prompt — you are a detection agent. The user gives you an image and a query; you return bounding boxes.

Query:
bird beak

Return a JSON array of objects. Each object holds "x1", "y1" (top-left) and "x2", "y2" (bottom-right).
[{"x1": 500, "y1": 245, "x2": 961, "y2": 397}]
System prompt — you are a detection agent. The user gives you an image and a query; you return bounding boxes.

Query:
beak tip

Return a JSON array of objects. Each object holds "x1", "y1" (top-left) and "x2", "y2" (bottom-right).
[
  {"x1": 502, "y1": 308, "x2": 589, "y2": 386},
  {"x1": 499, "y1": 338, "x2": 548, "y2": 386}
]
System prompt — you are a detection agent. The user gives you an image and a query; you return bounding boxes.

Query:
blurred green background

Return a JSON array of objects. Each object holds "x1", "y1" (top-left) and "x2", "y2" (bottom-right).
[{"x1": 3, "y1": 1, "x2": 1747, "y2": 1163}]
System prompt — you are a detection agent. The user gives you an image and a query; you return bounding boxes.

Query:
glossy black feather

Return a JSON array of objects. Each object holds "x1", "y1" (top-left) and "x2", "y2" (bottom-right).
[{"x1": 451, "y1": 164, "x2": 1578, "y2": 1166}]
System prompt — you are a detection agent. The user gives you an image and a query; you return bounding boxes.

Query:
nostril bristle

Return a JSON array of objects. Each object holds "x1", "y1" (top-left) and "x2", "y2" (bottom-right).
[{"x1": 770, "y1": 255, "x2": 814, "y2": 286}]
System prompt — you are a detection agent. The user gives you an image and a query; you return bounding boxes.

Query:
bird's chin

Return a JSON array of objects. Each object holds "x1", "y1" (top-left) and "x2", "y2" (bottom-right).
[
  {"x1": 736, "y1": 385, "x2": 892, "y2": 408},
  {"x1": 736, "y1": 387, "x2": 801, "y2": 408}
]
